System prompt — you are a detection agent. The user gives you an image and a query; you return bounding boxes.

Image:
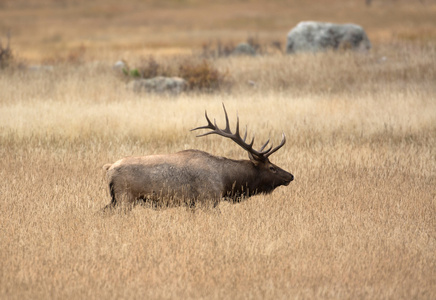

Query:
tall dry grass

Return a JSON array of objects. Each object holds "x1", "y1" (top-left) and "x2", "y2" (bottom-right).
[{"x1": 1, "y1": 40, "x2": 435, "y2": 299}]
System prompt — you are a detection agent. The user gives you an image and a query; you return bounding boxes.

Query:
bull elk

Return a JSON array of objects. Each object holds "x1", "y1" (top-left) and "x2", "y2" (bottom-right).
[{"x1": 102, "y1": 104, "x2": 293, "y2": 210}]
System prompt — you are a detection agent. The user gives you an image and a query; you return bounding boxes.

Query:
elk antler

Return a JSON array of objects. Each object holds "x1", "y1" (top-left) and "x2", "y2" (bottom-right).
[{"x1": 191, "y1": 104, "x2": 286, "y2": 160}]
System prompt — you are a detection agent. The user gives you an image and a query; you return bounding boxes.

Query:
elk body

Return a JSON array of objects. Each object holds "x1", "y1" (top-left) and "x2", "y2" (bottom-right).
[{"x1": 103, "y1": 105, "x2": 293, "y2": 210}]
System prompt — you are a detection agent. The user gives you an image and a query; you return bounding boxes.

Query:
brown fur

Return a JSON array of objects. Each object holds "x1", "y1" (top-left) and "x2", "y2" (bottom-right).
[{"x1": 103, "y1": 149, "x2": 293, "y2": 210}]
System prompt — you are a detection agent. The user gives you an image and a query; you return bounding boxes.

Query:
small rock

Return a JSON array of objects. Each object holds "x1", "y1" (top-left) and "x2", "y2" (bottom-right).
[
  {"x1": 128, "y1": 76, "x2": 187, "y2": 95},
  {"x1": 232, "y1": 43, "x2": 257, "y2": 56}
]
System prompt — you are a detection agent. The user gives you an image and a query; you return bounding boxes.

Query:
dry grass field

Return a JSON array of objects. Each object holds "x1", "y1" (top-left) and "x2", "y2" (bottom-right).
[{"x1": 1, "y1": 0, "x2": 436, "y2": 299}]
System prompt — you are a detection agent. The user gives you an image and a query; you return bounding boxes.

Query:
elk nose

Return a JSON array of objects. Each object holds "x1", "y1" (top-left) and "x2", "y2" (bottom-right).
[{"x1": 284, "y1": 174, "x2": 294, "y2": 185}]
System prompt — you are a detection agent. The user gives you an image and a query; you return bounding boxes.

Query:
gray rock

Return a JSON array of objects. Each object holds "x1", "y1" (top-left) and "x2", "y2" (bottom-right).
[
  {"x1": 113, "y1": 60, "x2": 127, "y2": 71},
  {"x1": 232, "y1": 43, "x2": 257, "y2": 56},
  {"x1": 286, "y1": 21, "x2": 371, "y2": 53},
  {"x1": 128, "y1": 76, "x2": 187, "y2": 95},
  {"x1": 28, "y1": 65, "x2": 54, "y2": 72}
]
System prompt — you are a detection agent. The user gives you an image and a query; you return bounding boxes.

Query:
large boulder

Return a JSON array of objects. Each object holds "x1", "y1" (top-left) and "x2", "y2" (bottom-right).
[
  {"x1": 128, "y1": 76, "x2": 187, "y2": 95},
  {"x1": 286, "y1": 21, "x2": 371, "y2": 53}
]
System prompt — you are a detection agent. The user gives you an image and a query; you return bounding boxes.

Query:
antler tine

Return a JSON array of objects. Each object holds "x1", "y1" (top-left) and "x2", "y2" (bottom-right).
[
  {"x1": 259, "y1": 139, "x2": 270, "y2": 152},
  {"x1": 191, "y1": 110, "x2": 215, "y2": 133},
  {"x1": 249, "y1": 135, "x2": 255, "y2": 148},
  {"x1": 235, "y1": 114, "x2": 240, "y2": 136},
  {"x1": 213, "y1": 118, "x2": 219, "y2": 131},
  {"x1": 264, "y1": 133, "x2": 286, "y2": 158},
  {"x1": 222, "y1": 103, "x2": 231, "y2": 133},
  {"x1": 204, "y1": 110, "x2": 214, "y2": 128},
  {"x1": 243, "y1": 125, "x2": 248, "y2": 142}
]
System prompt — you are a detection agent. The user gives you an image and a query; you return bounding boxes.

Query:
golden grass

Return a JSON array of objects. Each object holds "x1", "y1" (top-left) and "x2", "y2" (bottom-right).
[
  {"x1": 1, "y1": 46, "x2": 436, "y2": 299},
  {"x1": 1, "y1": 1, "x2": 436, "y2": 299}
]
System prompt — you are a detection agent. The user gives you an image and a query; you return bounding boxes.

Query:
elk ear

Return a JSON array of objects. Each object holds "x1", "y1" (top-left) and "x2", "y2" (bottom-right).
[{"x1": 248, "y1": 152, "x2": 263, "y2": 166}]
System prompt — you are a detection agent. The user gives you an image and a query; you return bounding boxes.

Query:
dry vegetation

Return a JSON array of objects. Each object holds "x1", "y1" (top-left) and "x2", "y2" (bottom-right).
[{"x1": 1, "y1": 0, "x2": 436, "y2": 299}]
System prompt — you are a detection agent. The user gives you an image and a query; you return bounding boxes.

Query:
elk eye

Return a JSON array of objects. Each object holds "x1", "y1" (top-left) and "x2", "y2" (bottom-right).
[{"x1": 269, "y1": 166, "x2": 276, "y2": 172}]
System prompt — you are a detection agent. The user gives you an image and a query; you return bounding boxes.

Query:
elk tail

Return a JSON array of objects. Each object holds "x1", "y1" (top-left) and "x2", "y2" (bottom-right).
[
  {"x1": 109, "y1": 181, "x2": 116, "y2": 206},
  {"x1": 101, "y1": 181, "x2": 117, "y2": 214}
]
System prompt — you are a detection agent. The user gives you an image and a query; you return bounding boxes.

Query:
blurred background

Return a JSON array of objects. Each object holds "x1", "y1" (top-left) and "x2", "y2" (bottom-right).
[{"x1": 1, "y1": 0, "x2": 435, "y2": 63}]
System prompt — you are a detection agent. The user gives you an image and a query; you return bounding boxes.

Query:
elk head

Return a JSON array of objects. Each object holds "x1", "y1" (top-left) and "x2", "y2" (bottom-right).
[{"x1": 191, "y1": 104, "x2": 294, "y2": 195}]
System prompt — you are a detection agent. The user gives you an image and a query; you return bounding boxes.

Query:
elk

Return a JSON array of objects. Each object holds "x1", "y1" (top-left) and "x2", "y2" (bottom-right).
[{"x1": 102, "y1": 104, "x2": 293, "y2": 210}]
